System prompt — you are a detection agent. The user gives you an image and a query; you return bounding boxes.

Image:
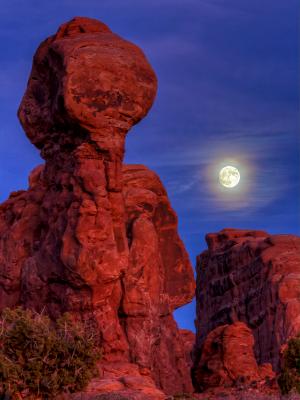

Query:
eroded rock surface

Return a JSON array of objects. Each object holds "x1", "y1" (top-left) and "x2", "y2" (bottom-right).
[
  {"x1": 195, "y1": 228, "x2": 300, "y2": 371},
  {"x1": 193, "y1": 322, "x2": 275, "y2": 392},
  {"x1": 179, "y1": 329, "x2": 195, "y2": 369},
  {"x1": 0, "y1": 16, "x2": 195, "y2": 396},
  {"x1": 63, "y1": 362, "x2": 167, "y2": 399}
]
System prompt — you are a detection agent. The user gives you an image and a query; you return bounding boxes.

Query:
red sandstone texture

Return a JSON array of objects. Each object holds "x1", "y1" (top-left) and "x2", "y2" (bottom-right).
[
  {"x1": 62, "y1": 362, "x2": 167, "y2": 399},
  {"x1": 0, "y1": 17, "x2": 195, "y2": 397},
  {"x1": 194, "y1": 229, "x2": 300, "y2": 373},
  {"x1": 180, "y1": 329, "x2": 196, "y2": 369},
  {"x1": 193, "y1": 322, "x2": 276, "y2": 392}
]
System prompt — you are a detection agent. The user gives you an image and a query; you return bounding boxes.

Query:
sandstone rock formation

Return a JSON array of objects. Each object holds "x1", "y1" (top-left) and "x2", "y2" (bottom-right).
[
  {"x1": 179, "y1": 329, "x2": 196, "y2": 369},
  {"x1": 195, "y1": 228, "x2": 300, "y2": 372},
  {"x1": 66, "y1": 361, "x2": 167, "y2": 400},
  {"x1": 192, "y1": 322, "x2": 275, "y2": 392},
  {"x1": 0, "y1": 16, "x2": 195, "y2": 396}
]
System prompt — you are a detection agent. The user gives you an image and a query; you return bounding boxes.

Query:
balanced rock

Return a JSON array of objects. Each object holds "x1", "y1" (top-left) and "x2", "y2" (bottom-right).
[{"x1": 0, "y1": 16, "x2": 195, "y2": 396}]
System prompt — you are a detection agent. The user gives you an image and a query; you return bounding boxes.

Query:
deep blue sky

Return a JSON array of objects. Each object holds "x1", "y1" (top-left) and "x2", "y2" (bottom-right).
[{"x1": 1, "y1": 0, "x2": 299, "y2": 331}]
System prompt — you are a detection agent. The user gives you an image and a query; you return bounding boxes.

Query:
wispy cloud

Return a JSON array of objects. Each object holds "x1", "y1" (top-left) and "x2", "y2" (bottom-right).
[{"x1": 0, "y1": 0, "x2": 298, "y2": 334}]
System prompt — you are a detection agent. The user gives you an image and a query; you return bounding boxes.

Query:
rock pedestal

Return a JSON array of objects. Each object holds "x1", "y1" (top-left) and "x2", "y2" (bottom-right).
[{"x1": 0, "y1": 17, "x2": 195, "y2": 396}]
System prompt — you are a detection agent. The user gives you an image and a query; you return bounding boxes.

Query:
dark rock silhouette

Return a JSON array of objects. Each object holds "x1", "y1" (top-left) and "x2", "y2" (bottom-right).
[{"x1": 0, "y1": 16, "x2": 195, "y2": 397}]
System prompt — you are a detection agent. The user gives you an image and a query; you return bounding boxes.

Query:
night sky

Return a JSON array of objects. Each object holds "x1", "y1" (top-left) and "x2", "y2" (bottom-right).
[{"x1": 1, "y1": 0, "x2": 299, "y2": 331}]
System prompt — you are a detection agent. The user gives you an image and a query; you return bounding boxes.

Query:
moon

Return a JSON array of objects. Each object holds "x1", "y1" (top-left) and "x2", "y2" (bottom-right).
[{"x1": 219, "y1": 166, "x2": 240, "y2": 188}]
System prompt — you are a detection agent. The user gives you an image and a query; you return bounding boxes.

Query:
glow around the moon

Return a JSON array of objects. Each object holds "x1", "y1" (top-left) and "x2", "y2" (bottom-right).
[{"x1": 219, "y1": 166, "x2": 240, "y2": 188}]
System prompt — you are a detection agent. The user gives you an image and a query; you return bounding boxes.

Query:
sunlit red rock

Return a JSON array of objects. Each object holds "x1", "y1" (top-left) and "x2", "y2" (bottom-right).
[
  {"x1": 195, "y1": 228, "x2": 300, "y2": 372},
  {"x1": 0, "y1": 16, "x2": 195, "y2": 396},
  {"x1": 64, "y1": 362, "x2": 166, "y2": 399},
  {"x1": 193, "y1": 322, "x2": 275, "y2": 392}
]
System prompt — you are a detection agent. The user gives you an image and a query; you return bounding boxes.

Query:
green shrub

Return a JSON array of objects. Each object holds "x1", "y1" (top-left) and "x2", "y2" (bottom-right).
[
  {"x1": 0, "y1": 307, "x2": 102, "y2": 399},
  {"x1": 278, "y1": 334, "x2": 300, "y2": 395}
]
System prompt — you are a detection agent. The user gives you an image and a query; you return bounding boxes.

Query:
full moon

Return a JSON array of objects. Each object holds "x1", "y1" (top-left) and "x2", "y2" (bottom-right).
[{"x1": 219, "y1": 166, "x2": 240, "y2": 188}]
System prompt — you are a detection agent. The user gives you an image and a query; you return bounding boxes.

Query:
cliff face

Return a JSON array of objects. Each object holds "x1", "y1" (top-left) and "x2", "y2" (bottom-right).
[
  {"x1": 194, "y1": 228, "x2": 300, "y2": 371},
  {"x1": 0, "y1": 17, "x2": 195, "y2": 396}
]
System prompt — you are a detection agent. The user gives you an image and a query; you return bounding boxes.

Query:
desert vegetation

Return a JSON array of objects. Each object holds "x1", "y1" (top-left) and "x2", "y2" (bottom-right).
[
  {"x1": 0, "y1": 307, "x2": 101, "y2": 399},
  {"x1": 278, "y1": 334, "x2": 300, "y2": 395}
]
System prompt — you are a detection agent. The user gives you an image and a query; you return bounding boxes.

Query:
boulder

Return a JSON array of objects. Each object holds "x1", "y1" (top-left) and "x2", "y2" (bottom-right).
[{"x1": 193, "y1": 322, "x2": 275, "y2": 392}]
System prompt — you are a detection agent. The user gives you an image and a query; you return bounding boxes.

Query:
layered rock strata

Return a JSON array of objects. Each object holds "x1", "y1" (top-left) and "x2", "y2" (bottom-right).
[{"x1": 195, "y1": 228, "x2": 300, "y2": 371}]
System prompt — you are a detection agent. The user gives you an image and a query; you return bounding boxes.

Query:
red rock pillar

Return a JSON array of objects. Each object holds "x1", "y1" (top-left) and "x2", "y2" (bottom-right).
[{"x1": 17, "y1": 17, "x2": 157, "y2": 360}]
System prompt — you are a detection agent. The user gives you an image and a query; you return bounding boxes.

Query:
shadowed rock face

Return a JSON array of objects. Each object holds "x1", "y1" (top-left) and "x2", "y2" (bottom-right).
[
  {"x1": 194, "y1": 228, "x2": 300, "y2": 372},
  {"x1": 0, "y1": 17, "x2": 195, "y2": 396}
]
